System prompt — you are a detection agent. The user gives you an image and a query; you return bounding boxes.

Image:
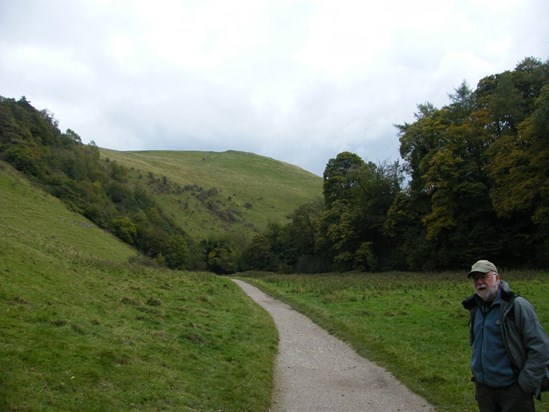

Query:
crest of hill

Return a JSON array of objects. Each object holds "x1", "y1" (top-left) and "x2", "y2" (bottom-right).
[{"x1": 100, "y1": 149, "x2": 323, "y2": 238}]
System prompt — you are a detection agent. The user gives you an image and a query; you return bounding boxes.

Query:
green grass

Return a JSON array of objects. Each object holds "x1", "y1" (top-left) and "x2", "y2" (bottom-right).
[
  {"x1": 0, "y1": 162, "x2": 278, "y2": 411},
  {"x1": 0, "y1": 162, "x2": 136, "y2": 263},
  {"x1": 99, "y1": 149, "x2": 322, "y2": 238},
  {"x1": 238, "y1": 271, "x2": 549, "y2": 412}
]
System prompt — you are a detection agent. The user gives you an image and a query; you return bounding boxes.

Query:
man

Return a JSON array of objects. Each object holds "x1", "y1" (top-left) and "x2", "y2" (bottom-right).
[{"x1": 462, "y1": 259, "x2": 549, "y2": 412}]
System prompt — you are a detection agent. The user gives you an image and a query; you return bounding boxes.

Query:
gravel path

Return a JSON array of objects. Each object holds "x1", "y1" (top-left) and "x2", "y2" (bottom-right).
[{"x1": 233, "y1": 279, "x2": 435, "y2": 412}]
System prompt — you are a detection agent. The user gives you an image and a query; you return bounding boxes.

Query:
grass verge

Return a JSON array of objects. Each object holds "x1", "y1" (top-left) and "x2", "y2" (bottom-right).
[
  {"x1": 238, "y1": 271, "x2": 549, "y2": 412},
  {"x1": 1, "y1": 258, "x2": 277, "y2": 411}
]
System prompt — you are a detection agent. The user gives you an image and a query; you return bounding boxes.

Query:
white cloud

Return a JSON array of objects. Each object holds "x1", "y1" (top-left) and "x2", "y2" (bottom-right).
[{"x1": 0, "y1": 0, "x2": 546, "y2": 176}]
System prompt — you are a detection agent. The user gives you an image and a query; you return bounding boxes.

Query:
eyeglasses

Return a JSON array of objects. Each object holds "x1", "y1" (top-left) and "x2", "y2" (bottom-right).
[{"x1": 471, "y1": 272, "x2": 498, "y2": 281}]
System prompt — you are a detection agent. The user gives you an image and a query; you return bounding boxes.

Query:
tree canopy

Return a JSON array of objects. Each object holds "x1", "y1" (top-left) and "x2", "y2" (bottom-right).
[{"x1": 241, "y1": 57, "x2": 548, "y2": 272}]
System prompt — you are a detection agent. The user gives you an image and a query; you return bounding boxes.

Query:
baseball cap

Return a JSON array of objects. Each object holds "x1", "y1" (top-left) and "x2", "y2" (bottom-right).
[{"x1": 468, "y1": 260, "x2": 498, "y2": 278}]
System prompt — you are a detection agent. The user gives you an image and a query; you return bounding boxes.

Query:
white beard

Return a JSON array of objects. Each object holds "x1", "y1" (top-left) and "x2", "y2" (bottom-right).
[{"x1": 476, "y1": 282, "x2": 499, "y2": 302}]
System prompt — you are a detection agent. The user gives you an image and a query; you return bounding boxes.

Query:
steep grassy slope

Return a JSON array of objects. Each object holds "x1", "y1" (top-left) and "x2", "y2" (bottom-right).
[
  {"x1": 0, "y1": 161, "x2": 136, "y2": 263},
  {"x1": 100, "y1": 149, "x2": 323, "y2": 238},
  {"x1": 0, "y1": 162, "x2": 277, "y2": 410}
]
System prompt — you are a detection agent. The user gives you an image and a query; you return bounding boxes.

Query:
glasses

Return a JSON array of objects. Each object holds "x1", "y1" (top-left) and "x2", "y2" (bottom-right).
[{"x1": 471, "y1": 272, "x2": 498, "y2": 281}]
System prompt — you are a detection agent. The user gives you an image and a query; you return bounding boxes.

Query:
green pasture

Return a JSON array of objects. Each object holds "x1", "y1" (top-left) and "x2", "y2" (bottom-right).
[
  {"x1": 3, "y1": 158, "x2": 548, "y2": 411},
  {"x1": 239, "y1": 271, "x2": 549, "y2": 412},
  {"x1": 0, "y1": 163, "x2": 277, "y2": 411}
]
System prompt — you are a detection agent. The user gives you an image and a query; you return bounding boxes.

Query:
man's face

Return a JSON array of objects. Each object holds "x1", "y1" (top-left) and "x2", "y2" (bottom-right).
[{"x1": 472, "y1": 271, "x2": 500, "y2": 302}]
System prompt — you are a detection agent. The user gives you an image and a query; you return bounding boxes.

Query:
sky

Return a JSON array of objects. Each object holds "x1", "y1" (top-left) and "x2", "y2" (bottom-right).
[{"x1": 1, "y1": 0, "x2": 547, "y2": 176}]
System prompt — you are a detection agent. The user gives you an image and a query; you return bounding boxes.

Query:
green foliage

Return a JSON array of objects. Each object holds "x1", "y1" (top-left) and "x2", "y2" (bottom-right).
[
  {"x1": 111, "y1": 216, "x2": 137, "y2": 244},
  {"x1": 206, "y1": 246, "x2": 235, "y2": 274},
  {"x1": 393, "y1": 57, "x2": 548, "y2": 268},
  {"x1": 239, "y1": 56, "x2": 548, "y2": 272},
  {"x1": 242, "y1": 235, "x2": 274, "y2": 271},
  {"x1": 322, "y1": 151, "x2": 366, "y2": 207},
  {"x1": 240, "y1": 271, "x2": 549, "y2": 412},
  {"x1": 163, "y1": 235, "x2": 189, "y2": 269},
  {"x1": 4, "y1": 143, "x2": 44, "y2": 176}
]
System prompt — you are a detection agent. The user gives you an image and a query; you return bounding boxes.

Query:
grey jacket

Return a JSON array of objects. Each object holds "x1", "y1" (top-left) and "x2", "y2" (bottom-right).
[{"x1": 462, "y1": 280, "x2": 549, "y2": 395}]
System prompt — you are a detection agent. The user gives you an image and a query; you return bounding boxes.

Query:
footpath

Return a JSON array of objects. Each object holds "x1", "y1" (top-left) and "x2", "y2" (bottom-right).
[{"x1": 232, "y1": 279, "x2": 435, "y2": 412}]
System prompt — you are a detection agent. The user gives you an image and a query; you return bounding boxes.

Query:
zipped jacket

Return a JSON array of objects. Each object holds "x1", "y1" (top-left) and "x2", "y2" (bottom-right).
[{"x1": 462, "y1": 280, "x2": 549, "y2": 396}]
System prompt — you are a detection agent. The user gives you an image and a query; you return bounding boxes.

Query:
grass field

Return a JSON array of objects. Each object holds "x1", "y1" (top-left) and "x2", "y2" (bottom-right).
[
  {"x1": 99, "y1": 149, "x2": 323, "y2": 239},
  {"x1": 3, "y1": 157, "x2": 548, "y2": 411},
  {"x1": 239, "y1": 271, "x2": 549, "y2": 412},
  {"x1": 0, "y1": 162, "x2": 278, "y2": 411}
]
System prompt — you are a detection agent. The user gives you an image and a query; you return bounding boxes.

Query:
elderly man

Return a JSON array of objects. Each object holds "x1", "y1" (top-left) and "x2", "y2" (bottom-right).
[{"x1": 462, "y1": 260, "x2": 549, "y2": 412}]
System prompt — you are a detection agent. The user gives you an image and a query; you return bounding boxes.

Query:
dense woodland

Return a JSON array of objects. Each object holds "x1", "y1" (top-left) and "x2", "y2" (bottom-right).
[
  {"x1": 242, "y1": 57, "x2": 549, "y2": 272},
  {"x1": 1, "y1": 57, "x2": 547, "y2": 273}
]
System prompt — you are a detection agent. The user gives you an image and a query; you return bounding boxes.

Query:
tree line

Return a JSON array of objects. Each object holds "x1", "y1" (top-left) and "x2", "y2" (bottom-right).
[
  {"x1": 240, "y1": 57, "x2": 548, "y2": 272},
  {"x1": 1, "y1": 56, "x2": 547, "y2": 273},
  {"x1": 0, "y1": 96, "x2": 191, "y2": 269}
]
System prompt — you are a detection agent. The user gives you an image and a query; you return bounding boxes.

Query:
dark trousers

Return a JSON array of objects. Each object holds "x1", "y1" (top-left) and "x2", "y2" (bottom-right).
[{"x1": 475, "y1": 382, "x2": 535, "y2": 412}]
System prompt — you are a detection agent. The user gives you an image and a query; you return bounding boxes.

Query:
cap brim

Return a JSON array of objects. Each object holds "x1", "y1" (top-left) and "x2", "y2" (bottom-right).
[{"x1": 468, "y1": 271, "x2": 482, "y2": 278}]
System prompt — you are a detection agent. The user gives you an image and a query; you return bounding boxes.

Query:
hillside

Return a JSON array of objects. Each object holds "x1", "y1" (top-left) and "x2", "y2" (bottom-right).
[
  {"x1": 0, "y1": 161, "x2": 136, "y2": 263},
  {"x1": 0, "y1": 160, "x2": 277, "y2": 410},
  {"x1": 0, "y1": 95, "x2": 323, "y2": 272},
  {"x1": 99, "y1": 149, "x2": 323, "y2": 239}
]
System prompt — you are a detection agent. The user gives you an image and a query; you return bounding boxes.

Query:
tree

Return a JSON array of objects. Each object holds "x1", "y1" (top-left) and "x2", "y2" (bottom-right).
[
  {"x1": 385, "y1": 190, "x2": 431, "y2": 270},
  {"x1": 323, "y1": 151, "x2": 366, "y2": 207},
  {"x1": 164, "y1": 236, "x2": 190, "y2": 270},
  {"x1": 486, "y1": 84, "x2": 549, "y2": 265},
  {"x1": 448, "y1": 81, "x2": 475, "y2": 124},
  {"x1": 287, "y1": 199, "x2": 323, "y2": 258},
  {"x1": 112, "y1": 216, "x2": 137, "y2": 244},
  {"x1": 241, "y1": 235, "x2": 273, "y2": 271}
]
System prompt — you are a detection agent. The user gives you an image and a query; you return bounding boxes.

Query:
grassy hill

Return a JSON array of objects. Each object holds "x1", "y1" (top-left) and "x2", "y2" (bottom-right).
[
  {"x1": 0, "y1": 161, "x2": 136, "y2": 263},
  {"x1": 99, "y1": 149, "x2": 323, "y2": 239},
  {"x1": 0, "y1": 161, "x2": 277, "y2": 410}
]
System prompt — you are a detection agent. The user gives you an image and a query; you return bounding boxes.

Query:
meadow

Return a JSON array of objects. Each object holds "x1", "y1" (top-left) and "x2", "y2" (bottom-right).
[
  {"x1": 0, "y1": 163, "x2": 277, "y2": 411},
  {"x1": 239, "y1": 271, "x2": 549, "y2": 412},
  {"x1": 3, "y1": 158, "x2": 548, "y2": 411}
]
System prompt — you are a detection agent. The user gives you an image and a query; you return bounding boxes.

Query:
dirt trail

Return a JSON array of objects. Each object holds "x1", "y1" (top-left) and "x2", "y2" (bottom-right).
[{"x1": 232, "y1": 279, "x2": 435, "y2": 412}]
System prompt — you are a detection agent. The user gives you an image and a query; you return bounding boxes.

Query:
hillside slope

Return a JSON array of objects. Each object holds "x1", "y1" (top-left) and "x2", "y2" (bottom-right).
[
  {"x1": 0, "y1": 161, "x2": 136, "y2": 263},
  {"x1": 100, "y1": 149, "x2": 323, "y2": 238},
  {"x1": 0, "y1": 160, "x2": 277, "y2": 410}
]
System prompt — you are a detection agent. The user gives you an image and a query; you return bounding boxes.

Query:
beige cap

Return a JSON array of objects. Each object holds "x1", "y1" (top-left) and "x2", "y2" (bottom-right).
[{"x1": 468, "y1": 260, "x2": 498, "y2": 278}]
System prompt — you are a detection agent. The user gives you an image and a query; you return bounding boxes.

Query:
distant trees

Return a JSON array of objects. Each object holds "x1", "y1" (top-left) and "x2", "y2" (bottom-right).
[
  {"x1": 239, "y1": 153, "x2": 404, "y2": 273},
  {"x1": 2, "y1": 56, "x2": 547, "y2": 274},
  {"x1": 239, "y1": 57, "x2": 549, "y2": 272}
]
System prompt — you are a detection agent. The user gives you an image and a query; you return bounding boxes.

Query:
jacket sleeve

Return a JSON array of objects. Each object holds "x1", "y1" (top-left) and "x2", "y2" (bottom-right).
[{"x1": 515, "y1": 297, "x2": 549, "y2": 394}]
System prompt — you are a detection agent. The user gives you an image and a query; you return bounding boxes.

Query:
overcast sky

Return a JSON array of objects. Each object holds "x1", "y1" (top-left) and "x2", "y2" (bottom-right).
[{"x1": 1, "y1": 0, "x2": 547, "y2": 175}]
